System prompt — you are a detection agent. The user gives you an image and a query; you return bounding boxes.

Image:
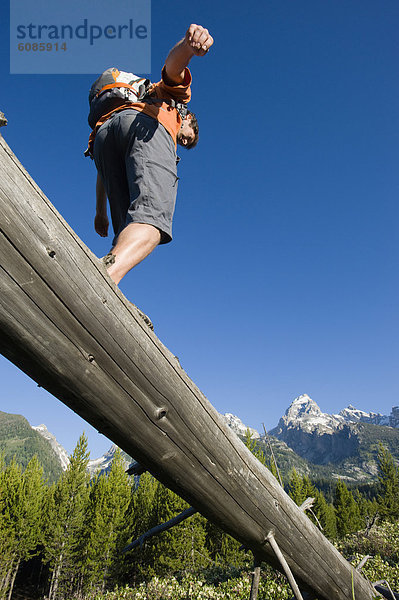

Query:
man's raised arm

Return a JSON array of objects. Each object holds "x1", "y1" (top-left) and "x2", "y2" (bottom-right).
[{"x1": 164, "y1": 24, "x2": 214, "y2": 85}]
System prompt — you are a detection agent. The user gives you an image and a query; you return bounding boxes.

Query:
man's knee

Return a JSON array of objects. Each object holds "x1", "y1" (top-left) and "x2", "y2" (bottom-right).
[
  {"x1": 130, "y1": 222, "x2": 161, "y2": 245},
  {"x1": 115, "y1": 222, "x2": 161, "y2": 250}
]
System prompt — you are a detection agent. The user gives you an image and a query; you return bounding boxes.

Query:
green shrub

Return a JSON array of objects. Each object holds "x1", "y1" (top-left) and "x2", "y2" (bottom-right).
[{"x1": 89, "y1": 572, "x2": 291, "y2": 600}]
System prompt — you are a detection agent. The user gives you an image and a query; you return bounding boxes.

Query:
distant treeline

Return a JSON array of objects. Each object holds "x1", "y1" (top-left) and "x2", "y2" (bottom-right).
[{"x1": 0, "y1": 432, "x2": 398, "y2": 600}]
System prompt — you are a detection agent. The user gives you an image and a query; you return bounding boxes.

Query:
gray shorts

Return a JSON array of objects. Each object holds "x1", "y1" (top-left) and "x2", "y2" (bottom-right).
[{"x1": 93, "y1": 109, "x2": 179, "y2": 245}]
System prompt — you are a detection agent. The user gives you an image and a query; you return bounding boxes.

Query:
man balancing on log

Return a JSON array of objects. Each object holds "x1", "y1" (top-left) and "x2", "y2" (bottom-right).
[{"x1": 86, "y1": 24, "x2": 213, "y2": 289}]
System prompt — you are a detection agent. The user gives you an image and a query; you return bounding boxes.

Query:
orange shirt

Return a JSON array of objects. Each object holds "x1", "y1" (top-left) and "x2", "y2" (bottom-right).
[
  {"x1": 86, "y1": 67, "x2": 192, "y2": 157},
  {"x1": 130, "y1": 66, "x2": 192, "y2": 144}
]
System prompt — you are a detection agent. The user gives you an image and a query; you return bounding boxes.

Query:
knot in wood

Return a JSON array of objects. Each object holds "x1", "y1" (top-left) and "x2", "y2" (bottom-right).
[
  {"x1": 87, "y1": 354, "x2": 95, "y2": 363},
  {"x1": 156, "y1": 407, "x2": 168, "y2": 420},
  {"x1": 46, "y1": 247, "x2": 56, "y2": 258}
]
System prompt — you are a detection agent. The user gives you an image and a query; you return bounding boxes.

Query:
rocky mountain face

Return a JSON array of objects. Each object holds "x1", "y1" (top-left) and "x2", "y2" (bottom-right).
[
  {"x1": 223, "y1": 413, "x2": 259, "y2": 439},
  {"x1": 32, "y1": 424, "x2": 70, "y2": 471},
  {"x1": 338, "y1": 404, "x2": 399, "y2": 428},
  {"x1": 0, "y1": 411, "x2": 63, "y2": 482},
  {"x1": 272, "y1": 393, "x2": 399, "y2": 436},
  {"x1": 270, "y1": 395, "x2": 359, "y2": 464},
  {"x1": 269, "y1": 394, "x2": 399, "y2": 480},
  {"x1": 32, "y1": 429, "x2": 133, "y2": 477},
  {"x1": 86, "y1": 445, "x2": 133, "y2": 477}
]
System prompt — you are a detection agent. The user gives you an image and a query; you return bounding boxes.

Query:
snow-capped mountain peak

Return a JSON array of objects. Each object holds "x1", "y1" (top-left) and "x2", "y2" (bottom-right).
[
  {"x1": 223, "y1": 413, "x2": 260, "y2": 439},
  {"x1": 278, "y1": 394, "x2": 342, "y2": 434},
  {"x1": 285, "y1": 394, "x2": 322, "y2": 419},
  {"x1": 32, "y1": 424, "x2": 70, "y2": 471},
  {"x1": 338, "y1": 405, "x2": 379, "y2": 423},
  {"x1": 87, "y1": 444, "x2": 123, "y2": 476},
  {"x1": 337, "y1": 405, "x2": 393, "y2": 427}
]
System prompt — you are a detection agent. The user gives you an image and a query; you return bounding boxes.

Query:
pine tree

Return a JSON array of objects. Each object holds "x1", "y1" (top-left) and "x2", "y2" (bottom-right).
[
  {"x1": 205, "y1": 520, "x2": 244, "y2": 569},
  {"x1": 43, "y1": 433, "x2": 90, "y2": 600},
  {"x1": 334, "y1": 480, "x2": 362, "y2": 537},
  {"x1": 8, "y1": 456, "x2": 46, "y2": 599},
  {"x1": 83, "y1": 449, "x2": 131, "y2": 593},
  {"x1": 377, "y1": 443, "x2": 399, "y2": 521},
  {"x1": 244, "y1": 430, "x2": 267, "y2": 466},
  {"x1": 0, "y1": 456, "x2": 46, "y2": 599},
  {"x1": 302, "y1": 476, "x2": 317, "y2": 499},
  {"x1": 173, "y1": 510, "x2": 209, "y2": 574},
  {"x1": 0, "y1": 459, "x2": 21, "y2": 599},
  {"x1": 0, "y1": 454, "x2": 10, "y2": 593},
  {"x1": 312, "y1": 489, "x2": 337, "y2": 539},
  {"x1": 287, "y1": 472, "x2": 337, "y2": 538},
  {"x1": 288, "y1": 469, "x2": 307, "y2": 506},
  {"x1": 130, "y1": 471, "x2": 158, "y2": 539},
  {"x1": 123, "y1": 471, "x2": 158, "y2": 583},
  {"x1": 149, "y1": 482, "x2": 206, "y2": 576},
  {"x1": 127, "y1": 478, "x2": 210, "y2": 579},
  {"x1": 353, "y1": 489, "x2": 378, "y2": 531}
]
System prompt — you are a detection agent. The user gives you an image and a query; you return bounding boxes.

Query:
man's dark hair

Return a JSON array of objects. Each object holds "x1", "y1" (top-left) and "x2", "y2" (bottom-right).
[{"x1": 186, "y1": 111, "x2": 199, "y2": 149}]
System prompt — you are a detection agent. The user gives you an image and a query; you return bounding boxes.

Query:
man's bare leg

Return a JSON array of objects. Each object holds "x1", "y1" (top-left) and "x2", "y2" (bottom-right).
[{"x1": 105, "y1": 222, "x2": 161, "y2": 285}]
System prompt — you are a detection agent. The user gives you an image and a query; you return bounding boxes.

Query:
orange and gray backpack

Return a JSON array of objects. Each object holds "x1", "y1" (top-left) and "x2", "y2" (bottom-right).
[
  {"x1": 88, "y1": 68, "x2": 151, "y2": 129},
  {"x1": 88, "y1": 67, "x2": 189, "y2": 130}
]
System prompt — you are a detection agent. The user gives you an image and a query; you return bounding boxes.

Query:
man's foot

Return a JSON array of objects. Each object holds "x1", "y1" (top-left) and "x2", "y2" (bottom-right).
[
  {"x1": 102, "y1": 252, "x2": 116, "y2": 268},
  {"x1": 101, "y1": 253, "x2": 154, "y2": 330},
  {"x1": 134, "y1": 305, "x2": 154, "y2": 331}
]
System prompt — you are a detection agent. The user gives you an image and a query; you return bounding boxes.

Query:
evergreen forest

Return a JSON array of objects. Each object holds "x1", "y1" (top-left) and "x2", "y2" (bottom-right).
[{"x1": 1, "y1": 432, "x2": 399, "y2": 600}]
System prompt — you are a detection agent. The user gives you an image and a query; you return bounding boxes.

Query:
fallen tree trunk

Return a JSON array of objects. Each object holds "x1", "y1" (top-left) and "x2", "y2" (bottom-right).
[{"x1": 0, "y1": 134, "x2": 378, "y2": 600}]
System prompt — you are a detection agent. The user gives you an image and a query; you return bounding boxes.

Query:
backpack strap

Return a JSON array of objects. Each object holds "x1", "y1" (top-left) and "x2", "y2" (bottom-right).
[
  {"x1": 94, "y1": 79, "x2": 150, "y2": 100},
  {"x1": 142, "y1": 95, "x2": 189, "y2": 119},
  {"x1": 95, "y1": 82, "x2": 140, "y2": 97}
]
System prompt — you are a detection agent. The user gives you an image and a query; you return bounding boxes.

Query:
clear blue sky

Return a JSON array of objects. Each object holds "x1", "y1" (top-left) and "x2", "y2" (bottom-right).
[{"x1": 1, "y1": 0, "x2": 398, "y2": 458}]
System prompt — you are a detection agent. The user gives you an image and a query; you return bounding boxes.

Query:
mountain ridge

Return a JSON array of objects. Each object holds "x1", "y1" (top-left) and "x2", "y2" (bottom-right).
[
  {"x1": 2, "y1": 395, "x2": 399, "y2": 483},
  {"x1": 268, "y1": 394, "x2": 399, "y2": 481},
  {"x1": 0, "y1": 411, "x2": 63, "y2": 482}
]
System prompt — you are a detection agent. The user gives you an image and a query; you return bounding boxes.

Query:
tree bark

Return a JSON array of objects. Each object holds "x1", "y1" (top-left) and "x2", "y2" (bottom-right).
[
  {"x1": 48, "y1": 551, "x2": 63, "y2": 600},
  {"x1": 7, "y1": 558, "x2": 20, "y2": 600},
  {"x1": 0, "y1": 134, "x2": 378, "y2": 600},
  {"x1": 1, "y1": 553, "x2": 16, "y2": 599}
]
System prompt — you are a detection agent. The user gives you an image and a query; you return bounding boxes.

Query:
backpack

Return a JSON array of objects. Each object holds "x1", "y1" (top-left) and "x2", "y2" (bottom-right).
[{"x1": 88, "y1": 68, "x2": 151, "y2": 129}]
